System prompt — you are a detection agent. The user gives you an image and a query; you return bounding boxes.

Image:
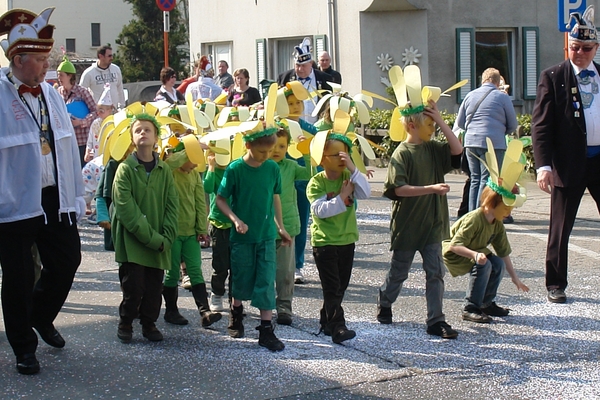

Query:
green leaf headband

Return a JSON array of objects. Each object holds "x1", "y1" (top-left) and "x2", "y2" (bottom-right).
[
  {"x1": 242, "y1": 126, "x2": 278, "y2": 143},
  {"x1": 486, "y1": 178, "x2": 516, "y2": 200},
  {"x1": 131, "y1": 112, "x2": 162, "y2": 134},
  {"x1": 399, "y1": 104, "x2": 425, "y2": 117},
  {"x1": 327, "y1": 132, "x2": 353, "y2": 152}
]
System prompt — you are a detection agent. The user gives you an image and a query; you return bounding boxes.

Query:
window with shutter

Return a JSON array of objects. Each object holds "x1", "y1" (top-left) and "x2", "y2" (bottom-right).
[
  {"x1": 456, "y1": 28, "x2": 474, "y2": 103},
  {"x1": 256, "y1": 38, "x2": 267, "y2": 84}
]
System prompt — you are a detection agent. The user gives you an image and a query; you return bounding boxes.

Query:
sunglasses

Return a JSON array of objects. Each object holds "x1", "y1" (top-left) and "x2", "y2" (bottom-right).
[{"x1": 569, "y1": 45, "x2": 596, "y2": 53}]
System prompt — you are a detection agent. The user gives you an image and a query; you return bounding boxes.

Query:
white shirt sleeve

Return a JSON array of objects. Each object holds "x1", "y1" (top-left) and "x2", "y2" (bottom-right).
[
  {"x1": 311, "y1": 194, "x2": 347, "y2": 219},
  {"x1": 349, "y1": 168, "x2": 371, "y2": 199}
]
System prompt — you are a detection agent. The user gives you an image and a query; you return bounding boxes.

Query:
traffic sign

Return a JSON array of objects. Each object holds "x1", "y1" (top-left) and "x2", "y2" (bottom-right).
[
  {"x1": 558, "y1": 0, "x2": 586, "y2": 32},
  {"x1": 156, "y1": 0, "x2": 176, "y2": 12}
]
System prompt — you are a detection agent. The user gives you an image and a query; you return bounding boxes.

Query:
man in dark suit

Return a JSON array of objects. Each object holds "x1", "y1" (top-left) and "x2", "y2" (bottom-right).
[
  {"x1": 318, "y1": 51, "x2": 342, "y2": 84},
  {"x1": 532, "y1": 5, "x2": 600, "y2": 304},
  {"x1": 277, "y1": 37, "x2": 332, "y2": 124}
]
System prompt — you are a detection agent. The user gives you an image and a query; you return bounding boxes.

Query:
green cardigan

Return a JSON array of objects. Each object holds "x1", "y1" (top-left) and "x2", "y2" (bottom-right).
[{"x1": 111, "y1": 153, "x2": 179, "y2": 270}]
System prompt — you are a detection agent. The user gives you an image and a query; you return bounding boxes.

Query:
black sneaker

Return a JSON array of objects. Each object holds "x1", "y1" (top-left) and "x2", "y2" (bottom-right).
[
  {"x1": 228, "y1": 305, "x2": 245, "y2": 338},
  {"x1": 548, "y1": 288, "x2": 567, "y2": 304},
  {"x1": 256, "y1": 324, "x2": 285, "y2": 351},
  {"x1": 427, "y1": 321, "x2": 458, "y2": 339},
  {"x1": 377, "y1": 306, "x2": 393, "y2": 324},
  {"x1": 201, "y1": 311, "x2": 222, "y2": 328},
  {"x1": 462, "y1": 310, "x2": 492, "y2": 323},
  {"x1": 481, "y1": 302, "x2": 510, "y2": 317},
  {"x1": 332, "y1": 328, "x2": 356, "y2": 344},
  {"x1": 142, "y1": 324, "x2": 163, "y2": 342},
  {"x1": 117, "y1": 323, "x2": 133, "y2": 343}
]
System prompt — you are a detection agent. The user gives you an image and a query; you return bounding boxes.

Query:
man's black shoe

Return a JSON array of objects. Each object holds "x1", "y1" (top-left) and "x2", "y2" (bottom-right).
[
  {"x1": 427, "y1": 321, "x2": 458, "y2": 339},
  {"x1": 481, "y1": 302, "x2": 510, "y2": 317},
  {"x1": 33, "y1": 324, "x2": 65, "y2": 348},
  {"x1": 377, "y1": 306, "x2": 393, "y2": 324},
  {"x1": 332, "y1": 328, "x2": 356, "y2": 344},
  {"x1": 548, "y1": 288, "x2": 567, "y2": 304},
  {"x1": 16, "y1": 353, "x2": 40, "y2": 375},
  {"x1": 462, "y1": 310, "x2": 492, "y2": 323}
]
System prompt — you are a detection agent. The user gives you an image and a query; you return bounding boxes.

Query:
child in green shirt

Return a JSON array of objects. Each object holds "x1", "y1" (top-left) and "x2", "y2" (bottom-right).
[
  {"x1": 112, "y1": 114, "x2": 179, "y2": 343},
  {"x1": 270, "y1": 128, "x2": 312, "y2": 325},
  {"x1": 377, "y1": 100, "x2": 463, "y2": 339},
  {"x1": 307, "y1": 133, "x2": 371, "y2": 344},
  {"x1": 216, "y1": 129, "x2": 291, "y2": 351}
]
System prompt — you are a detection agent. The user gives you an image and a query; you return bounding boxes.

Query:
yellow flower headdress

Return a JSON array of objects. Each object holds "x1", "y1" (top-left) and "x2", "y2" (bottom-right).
[{"x1": 363, "y1": 65, "x2": 467, "y2": 142}]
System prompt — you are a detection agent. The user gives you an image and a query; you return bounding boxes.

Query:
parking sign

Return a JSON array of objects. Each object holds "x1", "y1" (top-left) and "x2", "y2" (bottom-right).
[{"x1": 558, "y1": 0, "x2": 586, "y2": 31}]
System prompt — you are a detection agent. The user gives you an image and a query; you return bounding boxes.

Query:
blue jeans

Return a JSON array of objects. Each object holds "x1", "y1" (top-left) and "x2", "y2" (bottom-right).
[
  {"x1": 466, "y1": 147, "x2": 505, "y2": 211},
  {"x1": 465, "y1": 254, "x2": 505, "y2": 310}
]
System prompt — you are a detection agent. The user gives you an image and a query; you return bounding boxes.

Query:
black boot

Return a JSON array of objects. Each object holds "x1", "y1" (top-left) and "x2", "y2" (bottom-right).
[
  {"x1": 228, "y1": 304, "x2": 245, "y2": 338},
  {"x1": 163, "y1": 286, "x2": 188, "y2": 325},
  {"x1": 191, "y1": 283, "x2": 222, "y2": 327}
]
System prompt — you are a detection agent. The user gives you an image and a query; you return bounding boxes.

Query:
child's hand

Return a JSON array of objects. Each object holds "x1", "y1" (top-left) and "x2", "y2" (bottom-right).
[
  {"x1": 512, "y1": 278, "x2": 530, "y2": 292},
  {"x1": 206, "y1": 152, "x2": 216, "y2": 171},
  {"x1": 339, "y1": 151, "x2": 356, "y2": 173},
  {"x1": 423, "y1": 100, "x2": 442, "y2": 124},
  {"x1": 366, "y1": 169, "x2": 374, "y2": 179},
  {"x1": 197, "y1": 234, "x2": 210, "y2": 246},
  {"x1": 234, "y1": 219, "x2": 248, "y2": 234},
  {"x1": 98, "y1": 220, "x2": 111, "y2": 230},
  {"x1": 279, "y1": 228, "x2": 292, "y2": 246},
  {"x1": 340, "y1": 179, "x2": 355, "y2": 201},
  {"x1": 430, "y1": 183, "x2": 450, "y2": 195},
  {"x1": 297, "y1": 135, "x2": 306, "y2": 142},
  {"x1": 475, "y1": 252, "x2": 488, "y2": 265},
  {"x1": 84, "y1": 151, "x2": 93, "y2": 163}
]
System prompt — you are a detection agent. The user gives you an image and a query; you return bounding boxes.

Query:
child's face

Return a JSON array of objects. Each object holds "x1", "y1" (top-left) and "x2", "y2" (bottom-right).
[
  {"x1": 270, "y1": 135, "x2": 288, "y2": 162},
  {"x1": 97, "y1": 105, "x2": 112, "y2": 120},
  {"x1": 179, "y1": 160, "x2": 197, "y2": 173},
  {"x1": 320, "y1": 140, "x2": 348, "y2": 173},
  {"x1": 247, "y1": 142, "x2": 275, "y2": 164},
  {"x1": 131, "y1": 120, "x2": 158, "y2": 149},
  {"x1": 415, "y1": 116, "x2": 435, "y2": 142},
  {"x1": 493, "y1": 203, "x2": 514, "y2": 221},
  {"x1": 286, "y1": 94, "x2": 304, "y2": 118}
]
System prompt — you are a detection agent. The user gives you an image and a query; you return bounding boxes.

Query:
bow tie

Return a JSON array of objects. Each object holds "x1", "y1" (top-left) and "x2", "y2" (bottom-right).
[
  {"x1": 299, "y1": 76, "x2": 311, "y2": 84},
  {"x1": 578, "y1": 69, "x2": 596, "y2": 79},
  {"x1": 18, "y1": 84, "x2": 42, "y2": 97}
]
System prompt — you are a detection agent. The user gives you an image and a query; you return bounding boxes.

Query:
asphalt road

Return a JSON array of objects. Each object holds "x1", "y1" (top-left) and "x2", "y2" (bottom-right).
[{"x1": 1, "y1": 169, "x2": 600, "y2": 399}]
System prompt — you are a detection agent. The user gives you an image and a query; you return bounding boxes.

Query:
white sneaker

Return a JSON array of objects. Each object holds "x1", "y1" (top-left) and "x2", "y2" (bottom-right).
[
  {"x1": 294, "y1": 269, "x2": 305, "y2": 284},
  {"x1": 209, "y1": 293, "x2": 226, "y2": 312},
  {"x1": 180, "y1": 274, "x2": 192, "y2": 290}
]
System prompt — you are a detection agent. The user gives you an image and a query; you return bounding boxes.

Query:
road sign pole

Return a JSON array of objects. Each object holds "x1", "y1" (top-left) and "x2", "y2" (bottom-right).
[{"x1": 164, "y1": 11, "x2": 170, "y2": 67}]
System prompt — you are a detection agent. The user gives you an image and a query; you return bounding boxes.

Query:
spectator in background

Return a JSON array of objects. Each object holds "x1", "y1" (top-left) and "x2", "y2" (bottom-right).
[
  {"x1": 215, "y1": 60, "x2": 234, "y2": 92},
  {"x1": 80, "y1": 45, "x2": 126, "y2": 108},
  {"x1": 57, "y1": 55, "x2": 97, "y2": 168},
  {"x1": 155, "y1": 67, "x2": 185, "y2": 104},
  {"x1": 227, "y1": 68, "x2": 262, "y2": 107},
  {"x1": 186, "y1": 56, "x2": 223, "y2": 102},
  {"x1": 318, "y1": 51, "x2": 341, "y2": 84}
]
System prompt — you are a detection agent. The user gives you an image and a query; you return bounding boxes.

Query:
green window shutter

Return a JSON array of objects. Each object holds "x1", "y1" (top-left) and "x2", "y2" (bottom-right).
[
  {"x1": 256, "y1": 38, "x2": 267, "y2": 83},
  {"x1": 456, "y1": 28, "x2": 475, "y2": 103},
  {"x1": 522, "y1": 27, "x2": 540, "y2": 100},
  {"x1": 313, "y1": 34, "x2": 327, "y2": 56}
]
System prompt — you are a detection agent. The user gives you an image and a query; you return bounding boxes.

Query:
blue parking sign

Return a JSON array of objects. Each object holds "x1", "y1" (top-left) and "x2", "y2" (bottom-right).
[{"x1": 558, "y1": 0, "x2": 587, "y2": 31}]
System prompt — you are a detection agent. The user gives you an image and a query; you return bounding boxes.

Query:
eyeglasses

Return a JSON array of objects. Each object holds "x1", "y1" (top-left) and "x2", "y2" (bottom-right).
[
  {"x1": 323, "y1": 154, "x2": 342, "y2": 159},
  {"x1": 569, "y1": 45, "x2": 596, "y2": 53}
]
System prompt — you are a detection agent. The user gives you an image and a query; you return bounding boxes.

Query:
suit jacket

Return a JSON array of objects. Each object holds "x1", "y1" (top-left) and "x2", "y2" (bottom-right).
[
  {"x1": 277, "y1": 68, "x2": 333, "y2": 93},
  {"x1": 321, "y1": 66, "x2": 342, "y2": 84},
  {"x1": 532, "y1": 59, "x2": 600, "y2": 187}
]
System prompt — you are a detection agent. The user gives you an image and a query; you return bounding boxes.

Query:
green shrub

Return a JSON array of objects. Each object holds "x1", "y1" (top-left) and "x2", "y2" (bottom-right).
[{"x1": 368, "y1": 108, "x2": 393, "y2": 130}]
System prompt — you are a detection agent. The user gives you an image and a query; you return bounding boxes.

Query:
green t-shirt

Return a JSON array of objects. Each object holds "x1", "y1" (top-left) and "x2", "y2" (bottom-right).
[
  {"x1": 384, "y1": 140, "x2": 453, "y2": 251},
  {"x1": 442, "y1": 208, "x2": 511, "y2": 277},
  {"x1": 204, "y1": 167, "x2": 232, "y2": 229},
  {"x1": 307, "y1": 170, "x2": 359, "y2": 247},
  {"x1": 218, "y1": 158, "x2": 282, "y2": 243},
  {"x1": 276, "y1": 157, "x2": 311, "y2": 237}
]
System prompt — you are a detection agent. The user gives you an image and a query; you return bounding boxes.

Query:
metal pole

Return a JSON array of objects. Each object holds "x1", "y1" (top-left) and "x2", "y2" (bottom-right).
[{"x1": 164, "y1": 11, "x2": 170, "y2": 67}]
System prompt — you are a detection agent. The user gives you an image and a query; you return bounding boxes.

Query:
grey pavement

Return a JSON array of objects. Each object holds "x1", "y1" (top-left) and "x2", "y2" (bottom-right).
[{"x1": 1, "y1": 168, "x2": 600, "y2": 399}]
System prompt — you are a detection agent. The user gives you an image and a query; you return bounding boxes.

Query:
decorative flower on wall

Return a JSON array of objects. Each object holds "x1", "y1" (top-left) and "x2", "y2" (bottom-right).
[
  {"x1": 402, "y1": 46, "x2": 421, "y2": 67},
  {"x1": 376, "y1": 53, "x2": 394, "y2": 71}
]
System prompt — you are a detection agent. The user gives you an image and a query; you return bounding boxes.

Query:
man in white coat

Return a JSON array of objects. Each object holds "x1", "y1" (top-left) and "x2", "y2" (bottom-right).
[{"x1": 0, "y1": 7, "x2": 85, "y2": 375}]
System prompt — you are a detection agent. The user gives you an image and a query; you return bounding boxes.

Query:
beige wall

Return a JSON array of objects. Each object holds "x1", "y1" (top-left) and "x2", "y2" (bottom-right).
[{"x1": 1, "y1": 0, "x2": 133, "y2": 64}]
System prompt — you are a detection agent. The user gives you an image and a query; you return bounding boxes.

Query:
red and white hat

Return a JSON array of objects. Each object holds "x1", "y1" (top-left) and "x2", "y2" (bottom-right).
[{"x1": 0, "y1": 7, "x2": 55, "y2": 59}]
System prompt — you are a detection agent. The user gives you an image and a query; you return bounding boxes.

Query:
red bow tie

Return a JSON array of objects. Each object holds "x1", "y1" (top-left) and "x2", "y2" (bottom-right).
[{"x1": 18, "y1": 84, "x2": 41, "y2": 97}]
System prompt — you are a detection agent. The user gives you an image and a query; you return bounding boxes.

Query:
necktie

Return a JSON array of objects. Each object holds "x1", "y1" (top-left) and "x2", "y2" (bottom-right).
[
  {"x1": 579, "y1": 69, "x2": 596, "y2": 79},
  {"x1": 18, "y1": 84, "x2": 42, "y2": 97},
  {"x1": 299, "y1": 77, "x2": 311, "y2": 84}
]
